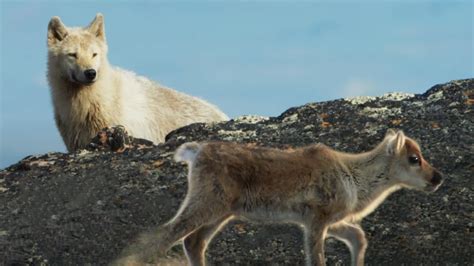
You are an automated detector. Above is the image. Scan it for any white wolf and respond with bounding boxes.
[47,13,228,152]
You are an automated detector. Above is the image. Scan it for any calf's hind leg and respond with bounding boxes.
[183,215,234,266]
[127,191,229,264]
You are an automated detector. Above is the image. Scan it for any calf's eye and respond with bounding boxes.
[92,53,98,58]
[408,155,420,165]
[68,53,77,58]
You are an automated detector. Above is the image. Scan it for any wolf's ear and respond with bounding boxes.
[87,13,106,41]
[48,16,68,46]
[386,130,405,155]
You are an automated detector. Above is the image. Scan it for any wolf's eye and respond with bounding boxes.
[92,53,98,58]
[408,155,420,165]
[68,53,77,58]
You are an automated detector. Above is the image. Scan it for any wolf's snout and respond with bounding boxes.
[84,69,97,80]
[431,170,443,186]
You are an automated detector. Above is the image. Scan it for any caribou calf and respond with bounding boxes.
[118,129,443,266]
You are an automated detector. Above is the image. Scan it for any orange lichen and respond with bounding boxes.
[391,119,402,126]
[153,160,164,168]
[319,113,329,119]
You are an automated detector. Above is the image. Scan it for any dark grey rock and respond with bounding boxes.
[1,79,473,265]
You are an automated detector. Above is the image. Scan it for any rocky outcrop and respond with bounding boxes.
[1,79,473,265]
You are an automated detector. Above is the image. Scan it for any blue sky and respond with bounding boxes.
[1,1,472,168]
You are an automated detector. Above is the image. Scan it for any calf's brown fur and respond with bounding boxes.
[116,129,443,266]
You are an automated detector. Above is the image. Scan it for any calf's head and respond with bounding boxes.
[384,129,443,192]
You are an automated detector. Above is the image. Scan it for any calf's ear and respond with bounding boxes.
[386,130,405,155]
[385,128,396,137]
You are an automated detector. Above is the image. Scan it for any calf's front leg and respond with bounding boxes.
[304,223,328,266]
[328,222,367,266]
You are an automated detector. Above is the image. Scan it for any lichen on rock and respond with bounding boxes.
[1,79,473,265]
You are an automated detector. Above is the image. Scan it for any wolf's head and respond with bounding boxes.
[47,14,107,86]
[382,129,443,192]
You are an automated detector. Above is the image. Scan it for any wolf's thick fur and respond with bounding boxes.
[116,130,443,266]
[47,14,228,152]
